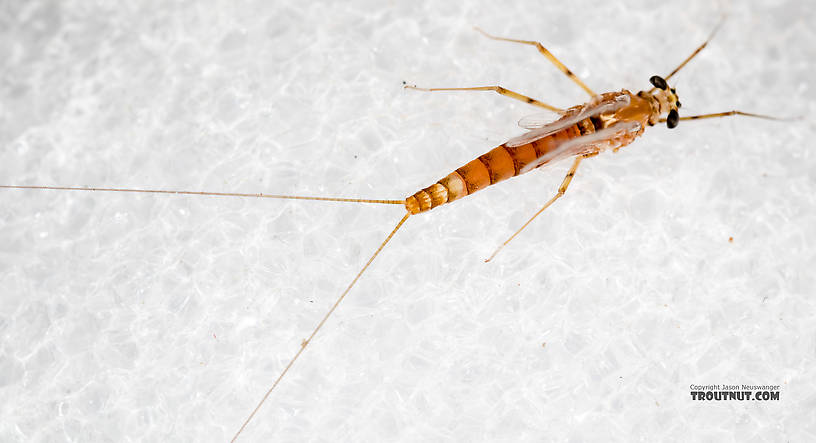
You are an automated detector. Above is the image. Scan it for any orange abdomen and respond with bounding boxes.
[404,121,588,214]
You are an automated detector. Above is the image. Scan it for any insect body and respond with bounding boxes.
[404,88,672,215]
[1,21,783,442]
[219,22,782,440]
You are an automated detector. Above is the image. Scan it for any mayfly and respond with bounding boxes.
[1,21,783,441]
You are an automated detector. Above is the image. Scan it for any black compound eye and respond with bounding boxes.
[667,109,679,128]
[650,75,668,90]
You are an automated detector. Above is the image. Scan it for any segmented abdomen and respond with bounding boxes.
[404,119,594,214]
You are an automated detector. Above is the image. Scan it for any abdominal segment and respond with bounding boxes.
[404,122,588,215]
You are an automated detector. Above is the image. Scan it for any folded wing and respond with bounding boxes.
[506,92,631,148]
[518,120,643,174]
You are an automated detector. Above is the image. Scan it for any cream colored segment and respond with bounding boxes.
[425,183,449,207]
[438,172,468,202]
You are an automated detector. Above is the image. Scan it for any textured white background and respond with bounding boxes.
[1,0,815,441]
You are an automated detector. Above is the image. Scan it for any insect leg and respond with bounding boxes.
[661,110,786,123]
[485,154,590,263]
[473,27,596,97]
[404,84,562,112]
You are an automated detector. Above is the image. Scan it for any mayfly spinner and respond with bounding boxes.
[1,21,783,442]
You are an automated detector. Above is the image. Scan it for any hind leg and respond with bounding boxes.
[485,153,593,263]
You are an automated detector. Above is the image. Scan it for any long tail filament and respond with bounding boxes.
[0,185,404,205]
[229,212,411,442]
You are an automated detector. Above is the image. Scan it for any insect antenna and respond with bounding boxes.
[230,212,411,442]
[0,185,404,206]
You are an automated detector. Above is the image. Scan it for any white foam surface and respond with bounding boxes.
[1,0,815,441]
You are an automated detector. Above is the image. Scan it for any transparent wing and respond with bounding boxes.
[519,120,643,174]
[506,118,574,148]
[517,110,560,129]
[506,92,631,148]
